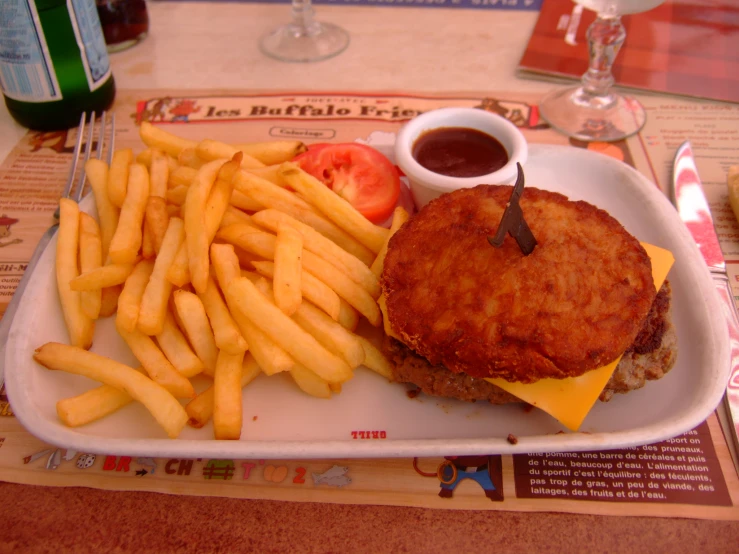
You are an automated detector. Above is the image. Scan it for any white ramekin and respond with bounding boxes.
[395,107,528,208]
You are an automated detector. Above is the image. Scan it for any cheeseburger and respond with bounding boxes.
[380,185,677,426]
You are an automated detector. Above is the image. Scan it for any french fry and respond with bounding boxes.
[168,165,197,188]
[78,213,102,319]
[137,217,185,336]
[142,222,156,260]
[34,343,188,438]
[99,284,122,318]
[109,163,150,264]
[252,209,381,298]
[196,139,265,169]
[136,148,179,172]
[212,244,294,375]
[85,158,118,259]
[217,225,381,326]
[185,160,223,293]
[166,203,182,217]
[149,149,169,198]
[279,162,389,253]
[173,289,218,376]
[116,259,155,333]
[70,262,136,291]
[338,299,359,331]
[210,243,241,285]
[230,190,264,212]
[290,364,331,399]
[203,157,239,243]
[57,383,133,427]
[166,243,190,287]
[246,165,288,187]
[356,336,393,379]
[292,301,365,368]
[145,196,170,253]
[273,224,303,315]
[213,350,245,440]
[220,205,253,229]
[178,147,206,170]
[186,353,261,428]
[234,169,373,264]
[371,206,410,277]
[166,184,189,206]
[139,121,197,158]
[251,261,340,321]
[155,311,205,378]
[227,278,353,383]
[116,322,195,398]
[56,366,147,427]
[56,199,94,349]
[107,148,133,208]
[198,275,248,354]
[231,140,307,165]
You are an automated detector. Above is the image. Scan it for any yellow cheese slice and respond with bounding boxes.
[484,242,674,431]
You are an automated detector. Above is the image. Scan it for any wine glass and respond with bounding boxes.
[538,0,664,142]
[260,0,350,63]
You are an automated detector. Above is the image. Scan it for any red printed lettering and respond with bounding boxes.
[177,459,193,476]
[165,459,178,475]
[117,456,131,472]
[350,430,387,439]
[293,467,306,484]
[102,456,117,471]
[242,462,256,479]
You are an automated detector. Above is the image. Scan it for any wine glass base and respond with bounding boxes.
[260,21,349,63]
[539,85,647,142]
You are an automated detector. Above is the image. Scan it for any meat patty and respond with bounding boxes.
[384,281,677,404]
[382,185,656,383]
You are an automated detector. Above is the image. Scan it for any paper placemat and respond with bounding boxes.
[517,0,739,104]
[166,0,543,10]
[2,89,739,519]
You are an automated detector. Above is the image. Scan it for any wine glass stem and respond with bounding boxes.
[291,0,315,30]
[580,14,626,103]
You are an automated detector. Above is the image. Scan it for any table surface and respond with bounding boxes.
[2,2,739,551]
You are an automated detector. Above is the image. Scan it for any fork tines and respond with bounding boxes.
[63,111,117,205]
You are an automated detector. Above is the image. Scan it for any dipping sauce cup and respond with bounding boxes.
[395,107,528,208]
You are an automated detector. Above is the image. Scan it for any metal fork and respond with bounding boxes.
[0,111,116,390]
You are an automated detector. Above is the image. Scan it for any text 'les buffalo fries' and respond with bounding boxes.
[36,122,396,439]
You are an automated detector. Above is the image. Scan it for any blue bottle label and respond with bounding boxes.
[0,1,62,102]
[68,0,112,90]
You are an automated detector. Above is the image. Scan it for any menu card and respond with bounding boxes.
[1,90,738,520]
[517,0,739,104]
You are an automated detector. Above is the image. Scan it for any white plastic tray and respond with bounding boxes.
[4,144,729,458]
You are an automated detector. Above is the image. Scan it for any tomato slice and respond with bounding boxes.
[294,143,401,224]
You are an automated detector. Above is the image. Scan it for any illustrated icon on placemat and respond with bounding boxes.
[476,98,549,131]
[27,130,75,155]
[136,457,157,475]
[413,456,504,501]
[312,465,351,487]
[169,99,201,123]
[263,464,289,483]
[23,447,78,470]
[76,453,96,469]
[0,215,22,248]
[202,459,235,480]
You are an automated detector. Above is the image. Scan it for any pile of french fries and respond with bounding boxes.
[33,121,409,440]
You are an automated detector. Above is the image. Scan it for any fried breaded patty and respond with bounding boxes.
[381,185,656,383]
[384,282,677,403]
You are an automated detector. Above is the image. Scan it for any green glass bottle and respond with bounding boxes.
[0,0,116,131]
